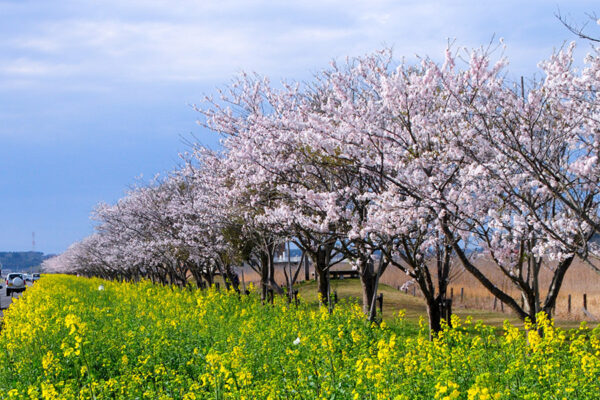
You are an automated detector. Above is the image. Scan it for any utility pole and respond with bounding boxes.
[31,232,35,274]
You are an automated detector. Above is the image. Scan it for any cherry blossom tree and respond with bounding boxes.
[288,50,465,329]
[195,74,349,303]
[432,44,599,323]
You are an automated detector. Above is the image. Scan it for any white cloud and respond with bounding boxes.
[0,1,464,86]
[0,0,595,90]
[1,58,76,76]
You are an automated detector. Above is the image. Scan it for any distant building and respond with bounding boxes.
[274,248,304,264]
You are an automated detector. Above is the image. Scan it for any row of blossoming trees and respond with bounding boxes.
[44,43,600,333]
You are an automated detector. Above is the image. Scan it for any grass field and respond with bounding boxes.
[295,279,590,330]
[239,262,600,328]
[242,258,600,325]
[379,258,600,322]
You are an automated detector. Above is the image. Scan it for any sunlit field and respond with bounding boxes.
[1,275,600,399]
[241,258,600,324]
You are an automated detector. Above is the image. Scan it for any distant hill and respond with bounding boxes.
[0,252,52,273]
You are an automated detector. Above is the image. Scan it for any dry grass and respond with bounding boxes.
[239,258,600,327]
[294,279,533,329]
[379,257,600,324]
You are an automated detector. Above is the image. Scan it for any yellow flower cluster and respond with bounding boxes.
[1,275,600,399]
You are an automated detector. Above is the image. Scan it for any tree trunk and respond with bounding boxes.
[224,264,240,292]
[310,246,332,306]
[304,256,310,281]
[203,269,214,286]
[542,255,574,318]
[167,269,175,285]
[260,253,269,301]
[426,296,442,338]
[216,263,230,290]
[359,257,376,316]
[189,267,204,288]
[316,267,329,305]
[268,257,284,295]
[441,221,529,321]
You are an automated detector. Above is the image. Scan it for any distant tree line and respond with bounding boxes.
[0,251,50,272]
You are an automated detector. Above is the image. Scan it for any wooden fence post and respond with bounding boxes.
[460,287,464,302]
[568,294,571,314]
[584,293,587,311]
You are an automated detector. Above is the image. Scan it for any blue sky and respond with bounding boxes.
[0,0,598,254]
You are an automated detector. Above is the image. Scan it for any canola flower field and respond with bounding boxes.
[1,276,600,399]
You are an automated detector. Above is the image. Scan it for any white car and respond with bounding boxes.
[6,273,26,296]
